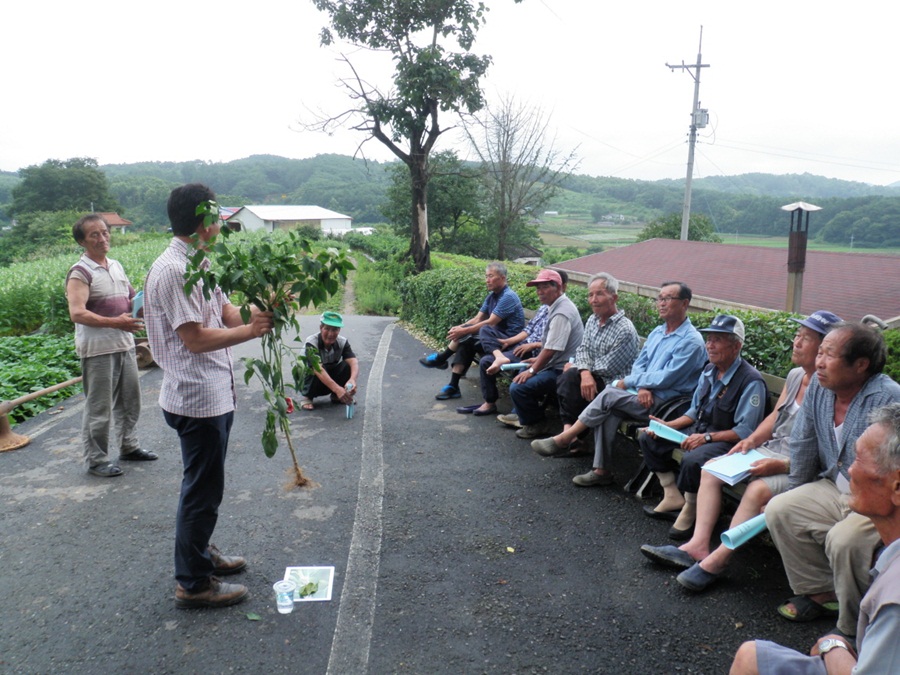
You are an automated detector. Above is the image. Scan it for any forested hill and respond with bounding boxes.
[2,155,899,247]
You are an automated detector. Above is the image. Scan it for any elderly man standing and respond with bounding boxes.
[508,269,584,439]
[298,311,359,410]
[419,262,525,401]
[764,322,900,640]
[65,213,153,477]
[729,403,900,675]
[531,281,706,486]
[551,272,639,455]
[639,315,767,539]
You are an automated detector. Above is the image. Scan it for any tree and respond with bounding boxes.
[636,212,723,243]
[465,95,578,259]
[9,158,120,217]
[382,150,485,255]
[310,0,512,272]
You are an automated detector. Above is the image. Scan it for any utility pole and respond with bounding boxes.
[667,27,710,241]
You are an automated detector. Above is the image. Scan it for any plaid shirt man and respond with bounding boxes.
[571,309,639,383]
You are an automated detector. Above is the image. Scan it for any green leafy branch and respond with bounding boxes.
[184,201,355,486]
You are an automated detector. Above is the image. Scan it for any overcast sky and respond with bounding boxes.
[4,0,899,186]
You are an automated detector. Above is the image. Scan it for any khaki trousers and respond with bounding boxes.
[766,478,880,636]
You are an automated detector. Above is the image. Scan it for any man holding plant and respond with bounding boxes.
[66,213,151,478]
[145,183,274,609]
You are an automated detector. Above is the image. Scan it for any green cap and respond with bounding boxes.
[321,311,343,328]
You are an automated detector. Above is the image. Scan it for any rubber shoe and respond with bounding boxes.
[531,437,562,456]
[88,463,123,478]
[419,353,449,370]
[435,385,461,400]
[496,413,522,429]
[639,544,695,570]
[119,448,158,461]
[208,545,246,575]
[676,563,720,592]
[175,577,249,609]
[515,420,554,439]
[572,470,614,487]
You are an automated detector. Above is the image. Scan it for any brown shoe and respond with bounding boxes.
[175,577,248,609]
[208,544,246,575]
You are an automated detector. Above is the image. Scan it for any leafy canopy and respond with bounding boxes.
[636,212,723,243]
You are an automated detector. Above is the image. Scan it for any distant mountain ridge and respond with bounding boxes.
[656,172,900,199]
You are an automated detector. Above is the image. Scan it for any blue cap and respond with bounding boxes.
[700,314,745,342]
[791,310,841,336]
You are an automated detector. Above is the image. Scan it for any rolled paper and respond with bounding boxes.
[500,363,529,371]
[721,513,768,550]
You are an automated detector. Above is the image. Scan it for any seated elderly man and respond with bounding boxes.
[639,310,841,590]
[639,315,767,540]
[764,322,900,640]
[549,272,639,455]
[457,272,568,418]
[729,403,900,675]
[508,269,583,439]
[419,261,525,401]
[299,311,359,410]
[530,281,706,486]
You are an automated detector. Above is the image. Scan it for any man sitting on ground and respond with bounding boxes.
[639,310,840,590]
[549,273,639,456]
[419,262,525,401]
[530,281,706,487]
[508,269,584,439]
[299,311,359,411]
[729,403,900,675]
[639,314,767,540]
[764,322,900,640]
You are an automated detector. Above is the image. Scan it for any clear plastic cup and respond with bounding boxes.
[273,580,296,614]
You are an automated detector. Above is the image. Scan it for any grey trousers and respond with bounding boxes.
[766,478,880,636]
[81,349,142,467]
[577,386,651,470]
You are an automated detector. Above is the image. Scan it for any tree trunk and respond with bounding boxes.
[407,157,431,272]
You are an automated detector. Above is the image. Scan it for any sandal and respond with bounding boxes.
[777,595,839,622]
[300,398,315,411]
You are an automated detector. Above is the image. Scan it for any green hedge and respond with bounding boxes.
[400,259,899,381]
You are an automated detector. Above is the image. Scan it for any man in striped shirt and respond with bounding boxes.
[145,184,274,610]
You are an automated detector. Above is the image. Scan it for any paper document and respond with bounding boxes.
[721,513,768,549]
[702,449,767,486]
[283,566,335,602]
[648,420,688,445]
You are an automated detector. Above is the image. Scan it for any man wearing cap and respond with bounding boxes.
[729,403,900,675]
[419,262,525,401]
[639,314,767,539]
[299,311,359,410]
[508,269,584,439]
[531,281,706,487]
[639,311,841,591]
[764,322,900,639]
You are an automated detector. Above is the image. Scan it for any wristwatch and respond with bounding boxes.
[704,432,713,443]
[527,367,535,375]
[818,638,849,658]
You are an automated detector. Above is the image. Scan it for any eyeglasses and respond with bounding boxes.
[656,295,682,304]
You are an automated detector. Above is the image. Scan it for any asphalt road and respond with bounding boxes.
[0,315,828,674]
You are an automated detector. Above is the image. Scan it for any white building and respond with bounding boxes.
[226,205,353,236]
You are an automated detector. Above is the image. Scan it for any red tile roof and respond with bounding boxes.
[556,239,900,323]
[97,212,132,227]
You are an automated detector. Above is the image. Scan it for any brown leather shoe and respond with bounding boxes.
[208,544,246,575]
[175,577,248,609]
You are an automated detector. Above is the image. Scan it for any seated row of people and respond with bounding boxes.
[419,262,900,667]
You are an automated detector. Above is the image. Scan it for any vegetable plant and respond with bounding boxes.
[184,203,355,487]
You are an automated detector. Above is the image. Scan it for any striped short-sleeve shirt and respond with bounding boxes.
[145,238,236,418]
[65,254,135,359]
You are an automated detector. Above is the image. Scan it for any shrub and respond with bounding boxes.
[352,258,403,316]
[883,328,900,384]
[0,334,82,423]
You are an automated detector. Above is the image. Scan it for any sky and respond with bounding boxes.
[3,0,900,186]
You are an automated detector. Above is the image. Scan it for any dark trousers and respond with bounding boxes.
[556,368,605,426]
[452,325,510,375]
[639,424,732,493]
[301,361,351,399]
[164,410,234,591]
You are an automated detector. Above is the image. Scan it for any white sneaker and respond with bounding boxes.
[496,413,522,428]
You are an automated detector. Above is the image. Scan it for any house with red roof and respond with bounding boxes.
[554,239,900,326]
